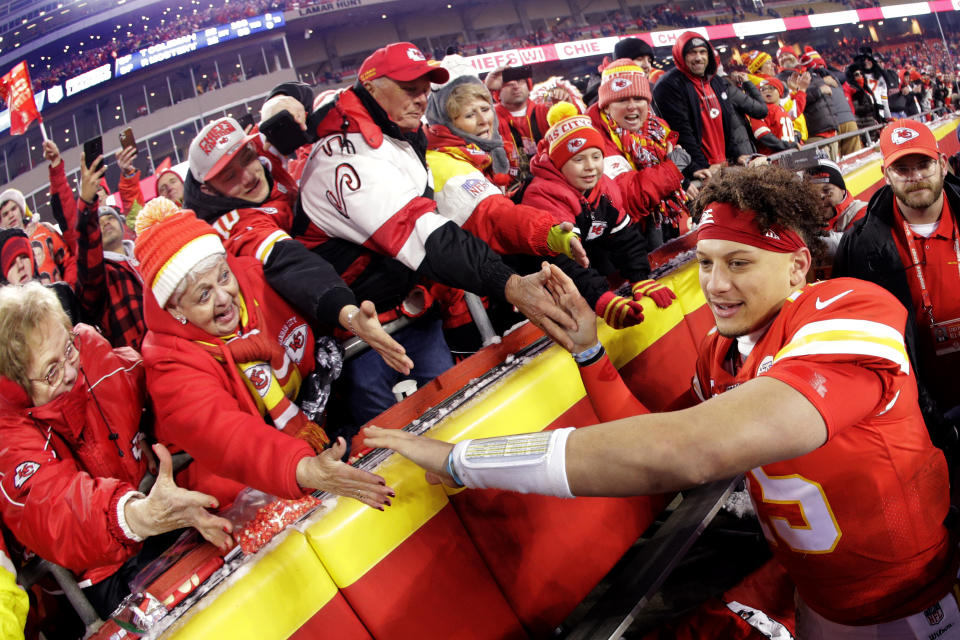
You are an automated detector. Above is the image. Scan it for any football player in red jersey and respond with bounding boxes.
[364,165,959,638]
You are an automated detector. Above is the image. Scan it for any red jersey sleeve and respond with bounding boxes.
[578,353,650,421]
[761,278,912,440]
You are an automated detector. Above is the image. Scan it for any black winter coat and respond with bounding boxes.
[779,69,837,136]
[721,77,768,157]
[833,175,960,445]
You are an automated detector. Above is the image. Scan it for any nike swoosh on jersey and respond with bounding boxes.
[815,289,854,310]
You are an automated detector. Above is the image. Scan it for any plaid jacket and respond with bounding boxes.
[75,198,146,351]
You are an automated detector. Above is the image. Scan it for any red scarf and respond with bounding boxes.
[691,77,726,165]
[194,296,329,453]
[598,112,689,224]
[426,124,512,187]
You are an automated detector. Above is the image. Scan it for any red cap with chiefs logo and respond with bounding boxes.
[188,117,259,182]
[879,119,940,170]
[544,102,604,170]
[358,42,449,84]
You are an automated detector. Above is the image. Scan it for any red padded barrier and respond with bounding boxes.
[449,398,670,636]
[288,592,372,640]
[338,503,529,640]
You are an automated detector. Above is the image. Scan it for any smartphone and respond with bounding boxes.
[82,135,103,170]
[502,64,533,84]
[118,127,136,150]
[237,113,256,132]
[259,110,311,156]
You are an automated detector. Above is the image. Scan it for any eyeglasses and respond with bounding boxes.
[888,157,939,179]
[28,333,79,388]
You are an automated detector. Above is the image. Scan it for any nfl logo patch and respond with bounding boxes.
[925,603,944,625]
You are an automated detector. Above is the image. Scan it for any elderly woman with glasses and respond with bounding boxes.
[0,281,232,618]
[135,199,393,511]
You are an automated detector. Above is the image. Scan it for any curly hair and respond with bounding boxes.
[691,164,829,263]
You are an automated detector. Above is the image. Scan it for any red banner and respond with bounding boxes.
[0,61,41,135]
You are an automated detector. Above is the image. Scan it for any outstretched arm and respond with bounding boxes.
[362,376,826,497]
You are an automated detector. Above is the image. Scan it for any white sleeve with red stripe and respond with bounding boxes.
[298,133,448,271]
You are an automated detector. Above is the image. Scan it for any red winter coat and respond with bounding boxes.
[141,254,316,507]
[523,153,651,282]
[0,325,148,586]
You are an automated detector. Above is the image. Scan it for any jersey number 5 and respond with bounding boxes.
[749,468,841,554]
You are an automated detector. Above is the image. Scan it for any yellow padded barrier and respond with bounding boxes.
[165,531,339,640]
[303,456,450,587]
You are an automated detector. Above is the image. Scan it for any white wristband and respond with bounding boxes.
[451,428,575,498]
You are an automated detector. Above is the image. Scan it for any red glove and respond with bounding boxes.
[595,291,645,329]
[631,279,676,309]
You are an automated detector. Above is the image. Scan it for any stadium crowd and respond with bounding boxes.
[0,17,960,640]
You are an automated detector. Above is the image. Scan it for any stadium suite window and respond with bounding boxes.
[98,93,124,128]
[172,123,198,167]
[264,39,288,73]
[193,59,219,94]
[240,48,267,80]
[170,69,195,105]
[0,144,8,183]
[26,127,45,171]
[5,136,29,180]
[75,103,100,151]
[120,85,148,121]
[46,113,75,156]
[245,97,266,121]
[147,131,177,169]
[146,75,173,113]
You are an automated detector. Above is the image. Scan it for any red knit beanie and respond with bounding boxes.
[799,46,825,70]
[0,230,31,278]
[598,58,652,110]
[759,76,785,97]
[544,102,605,169]
[133,198,226,307]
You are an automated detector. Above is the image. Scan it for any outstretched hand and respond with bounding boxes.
[361,426,457,487]
[543,264,599,353]
[342,300,414,374]
[547,222,589,268]
[505,263,578,350]
[296,437,395,509]
[125,444,234,551]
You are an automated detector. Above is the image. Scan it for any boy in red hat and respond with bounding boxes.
[749,77,799,155]
[523,103,675,329]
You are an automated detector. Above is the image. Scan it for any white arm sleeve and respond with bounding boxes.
[451,427,575,498]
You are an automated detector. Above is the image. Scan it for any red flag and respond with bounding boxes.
[0,61,41,135]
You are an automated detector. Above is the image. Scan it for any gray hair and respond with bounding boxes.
[0,282,70,391]
[167,252,226,308]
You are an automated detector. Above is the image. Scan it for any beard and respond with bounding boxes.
[892,174,944,211]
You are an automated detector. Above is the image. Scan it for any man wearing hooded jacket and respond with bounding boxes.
[652,32,766,180]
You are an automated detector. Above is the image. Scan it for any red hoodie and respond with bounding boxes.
[141,254,315,506]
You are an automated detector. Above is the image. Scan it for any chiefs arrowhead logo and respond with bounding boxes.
[709,107,721,119]
[407,47,425,61]
[611,78,633,92]
[245,364,272,396]
[890,127,919,145]
[566,137,587,153]
[283,324,308,364]
[700,208,715,226]
[13,461,40,488]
